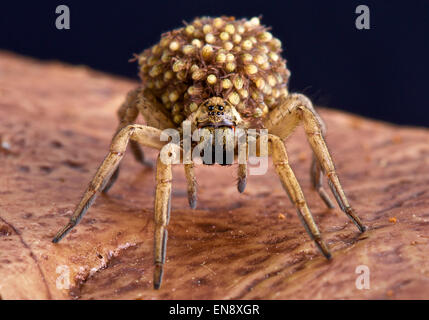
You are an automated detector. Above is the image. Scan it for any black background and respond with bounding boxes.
[1,0,428,126]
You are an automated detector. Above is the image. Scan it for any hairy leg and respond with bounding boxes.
[102,89,151,193]
[310,154,335,209]
[52,124,166,243]
[237,138,248,193]
[117,88,148,162]
[309,116,336,209]
[184,162,197,209]
[264,94,335,208]
[265,93,365,232]
[237,163,247,193]
[268,134,331,258]
[153,155,172,289]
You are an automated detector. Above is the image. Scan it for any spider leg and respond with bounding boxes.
[310,154,335,209]
[237,138,248,193]
[237,163,247,193]
[265,94,366,232]
[184,162,197,209]
[130,139,152,167]
[154,155,172,289]
[309,116,336,209]
[118,89,151,164]
[264,94,335,208]
[100,164,121,194]
[52,124,166,243]
[268,134,331,259]
[102,89,152,193]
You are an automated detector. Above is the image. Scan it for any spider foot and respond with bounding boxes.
[345,207,367,233]
[237,177,246,193]
[314,236,332,260]
[153,263,163,290]
[188,194,197,209]
[52,221,75,243]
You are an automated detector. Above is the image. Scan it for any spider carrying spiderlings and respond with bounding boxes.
[52,16,366,289]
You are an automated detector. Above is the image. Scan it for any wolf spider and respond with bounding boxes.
[52,89,366,289]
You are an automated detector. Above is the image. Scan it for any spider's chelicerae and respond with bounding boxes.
[52,16,366,289]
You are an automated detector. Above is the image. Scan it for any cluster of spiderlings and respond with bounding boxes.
[137,16,290,125]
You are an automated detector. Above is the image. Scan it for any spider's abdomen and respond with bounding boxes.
[137,16,290,126]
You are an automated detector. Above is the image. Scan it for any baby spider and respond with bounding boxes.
[52,16,366,289]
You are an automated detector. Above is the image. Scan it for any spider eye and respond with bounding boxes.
[208,106,214,111]
[218,105,224,110]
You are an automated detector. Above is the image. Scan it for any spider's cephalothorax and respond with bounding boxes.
[192,97,242,165]
[194,97,242,130]
[52,16,367,290]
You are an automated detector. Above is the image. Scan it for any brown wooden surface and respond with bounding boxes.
[1,51,429,300]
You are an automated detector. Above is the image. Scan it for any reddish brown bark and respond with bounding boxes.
[1,51,429,299]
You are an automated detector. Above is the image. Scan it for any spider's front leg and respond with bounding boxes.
[101,89,152,193]
[153,154,172,289]
[237,163,247,193]
[237,135,248,193]
[52,124,165,243]
[102,88,176,193]
[268,134,332,258]
[265,94,366,232]
[184,162,197,209]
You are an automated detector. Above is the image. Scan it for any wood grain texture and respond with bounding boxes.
[1,51,429,300]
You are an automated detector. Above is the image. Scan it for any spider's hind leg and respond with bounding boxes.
[309,116,335,208]
[310,153,335,209]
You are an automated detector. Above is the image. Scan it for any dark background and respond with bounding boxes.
[1,0,428,126]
